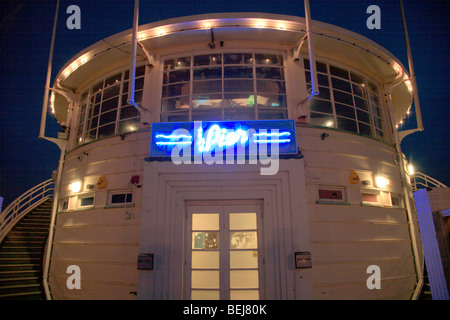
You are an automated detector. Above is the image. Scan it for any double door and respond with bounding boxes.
[185,203,264,300]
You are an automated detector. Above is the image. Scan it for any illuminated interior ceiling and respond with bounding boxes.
[52,13,412,126]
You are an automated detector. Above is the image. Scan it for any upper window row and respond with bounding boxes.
[75,66,145,147]
[304,59,385,141]
[161,53,287,122]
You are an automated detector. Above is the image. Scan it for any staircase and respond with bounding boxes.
[0,200,52,300]
[419,265,433,300]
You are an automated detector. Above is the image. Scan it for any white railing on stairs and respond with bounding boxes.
[0,179,54,243]
[411,172,447,192]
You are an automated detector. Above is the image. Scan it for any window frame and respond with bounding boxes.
[361,189,380,206]
[304,58,386,141]
[74,64,146,147]
[78,194,95,208]
[316,185,350,205]
[107,190,134,207]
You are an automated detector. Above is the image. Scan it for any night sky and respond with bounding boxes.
[0,0,449,208]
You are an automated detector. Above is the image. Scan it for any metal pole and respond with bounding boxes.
[40,0,60,139]
[399,0,424,131]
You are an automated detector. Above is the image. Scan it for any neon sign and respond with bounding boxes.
[150,120,297,159]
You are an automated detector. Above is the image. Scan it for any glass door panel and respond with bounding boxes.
[190,212,220,299]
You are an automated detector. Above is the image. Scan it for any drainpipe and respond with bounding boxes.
[127,0,139,110]
[384,83,424,300]
[395,137,424,300]
[304,0,319,99]
[43,142,66,300]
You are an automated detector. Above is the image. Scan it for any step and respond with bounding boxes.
[4,230,49,237]
[1,243,44,253]
[20,217,51,224]
[13,226,49,231]
[0,270,41,280]
[0,264,41,272]
[0,283,42,296]
[4,232,48,238]
[0,276,41,287]
[0,257,42,265]
[0,291,45,300]
[1,238,47,244]
[0,251,42,259]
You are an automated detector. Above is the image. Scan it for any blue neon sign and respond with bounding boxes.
[150,120,297,158]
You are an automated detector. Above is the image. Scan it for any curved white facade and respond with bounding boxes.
[47,13,422,300]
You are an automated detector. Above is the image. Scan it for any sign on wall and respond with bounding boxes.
[149,120,298,160]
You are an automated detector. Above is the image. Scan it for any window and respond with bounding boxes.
[361,190,379,205]
[109,192,133,205]
[390,193,403,207]
[80,196,95,207]
[304,59,385,140]
[75,65,145,146]
[161,52,287,122]
[59,198,69,211]
[319,189,343,201]
[317,186,348,204]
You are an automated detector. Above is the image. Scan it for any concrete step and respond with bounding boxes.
[0,283,42,297]
[0,264,41,273]
[0,276,41,287]
[0,290,45,300]
[0,269,41,280]
[0,257,42,265]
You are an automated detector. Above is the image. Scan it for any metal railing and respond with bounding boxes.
[0,179,54,243]
[411,172,447,192]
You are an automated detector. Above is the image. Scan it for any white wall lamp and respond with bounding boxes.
[70,181,82,193]
[375,176,388,189]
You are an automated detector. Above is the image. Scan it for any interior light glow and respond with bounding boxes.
[49,93,55,114]
[405,80,413,92]
[408,164,414,175]
[325,121,334,127]
[70,181,82,193]
[375,176,388,188]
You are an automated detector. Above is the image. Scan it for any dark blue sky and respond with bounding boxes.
[1,0,449,207]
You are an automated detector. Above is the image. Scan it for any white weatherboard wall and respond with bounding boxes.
[48,131,150,299]
[299,126,419,299]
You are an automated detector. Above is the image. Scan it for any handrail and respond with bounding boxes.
[0,179,54,243]
[411,172,447,192]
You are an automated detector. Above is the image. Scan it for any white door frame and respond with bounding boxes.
[138,158,312,300]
